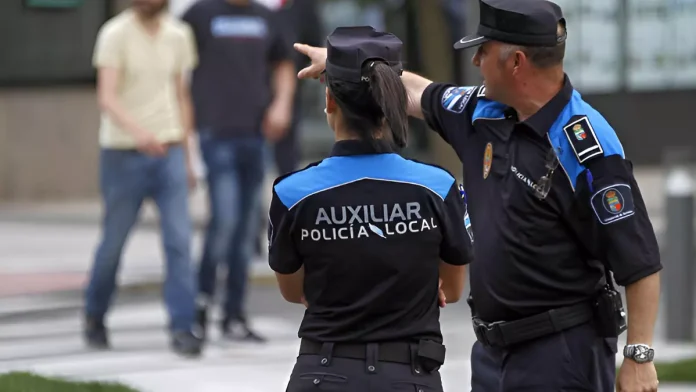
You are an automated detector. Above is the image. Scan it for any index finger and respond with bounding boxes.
[294,43,310,55]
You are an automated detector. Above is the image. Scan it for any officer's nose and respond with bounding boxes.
[472,51,481,68]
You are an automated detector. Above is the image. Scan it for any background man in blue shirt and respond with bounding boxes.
[182,0,296,343]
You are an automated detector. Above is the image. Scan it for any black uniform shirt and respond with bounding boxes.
[268,140,473,343]
[421,76,663,322]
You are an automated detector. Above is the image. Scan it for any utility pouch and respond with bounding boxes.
[416,340,445,372]
[594,284,627,338]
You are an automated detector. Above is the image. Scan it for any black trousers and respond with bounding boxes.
[286,352,444,392]
[471,321,617,392]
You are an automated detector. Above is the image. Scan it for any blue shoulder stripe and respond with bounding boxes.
[472,99,506,123]
[547,90,625,190]
[273,154,455,209]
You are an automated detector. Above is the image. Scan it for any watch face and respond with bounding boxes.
[632,345,654,363]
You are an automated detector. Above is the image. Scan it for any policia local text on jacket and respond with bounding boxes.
[269,27,474,392]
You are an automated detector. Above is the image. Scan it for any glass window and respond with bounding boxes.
[24,0,85,8]
[0,0,109,86]
[627,0,696,90]
[554,0,622,93]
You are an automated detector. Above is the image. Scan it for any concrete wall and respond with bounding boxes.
[0,88,100,201]
[0,0,183,203]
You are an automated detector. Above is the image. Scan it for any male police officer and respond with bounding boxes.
[294,0,663,391]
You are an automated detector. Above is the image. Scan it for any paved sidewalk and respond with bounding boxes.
[0,165,683,317]
[0,287,695,392]
[0,220,274,319]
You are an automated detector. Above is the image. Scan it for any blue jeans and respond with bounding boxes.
[85,146,197,332]
[197,132,266,320]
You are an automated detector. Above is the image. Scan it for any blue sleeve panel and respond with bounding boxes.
[546,91,625,190]
[274,154,456,209]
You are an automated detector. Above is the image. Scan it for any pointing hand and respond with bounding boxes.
[294,43,327,80]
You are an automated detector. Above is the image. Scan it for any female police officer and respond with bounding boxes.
[267,26,473,392]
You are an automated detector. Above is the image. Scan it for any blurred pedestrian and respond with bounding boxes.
[84,0,203,357]
[182,0,296,343]
[269,0,323,176]
[253,0,324,257]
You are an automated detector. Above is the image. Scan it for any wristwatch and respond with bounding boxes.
[623,344,655,364]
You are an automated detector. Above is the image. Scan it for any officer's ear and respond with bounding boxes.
[512,50,527,75]
[325,87,338,114]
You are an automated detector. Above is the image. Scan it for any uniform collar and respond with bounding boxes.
[330,139,395,156]
[521,74,574,137]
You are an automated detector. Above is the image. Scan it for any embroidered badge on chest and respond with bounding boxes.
[483,142,493,179]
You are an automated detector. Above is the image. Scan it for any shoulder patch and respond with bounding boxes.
[590,184,635,225]
[441,86,475,113]
[562,116,604,164]
[458,183,467,202]
[459,183,474,243]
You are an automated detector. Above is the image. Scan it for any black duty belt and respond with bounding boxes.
[299,339,412,364]
[471,301,594,348]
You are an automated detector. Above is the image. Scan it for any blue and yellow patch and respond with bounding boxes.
[441,86,475,114]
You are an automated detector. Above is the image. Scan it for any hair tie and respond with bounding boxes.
[361,62,378,83]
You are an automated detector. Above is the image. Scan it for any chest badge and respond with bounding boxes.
[483,142,493,179]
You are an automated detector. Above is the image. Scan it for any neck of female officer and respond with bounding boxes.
[509,67,565,122]
[334,126,387,145]
[331,109,388,144]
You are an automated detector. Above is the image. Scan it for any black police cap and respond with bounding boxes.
[454,0,567,50]
[325,26,403,83]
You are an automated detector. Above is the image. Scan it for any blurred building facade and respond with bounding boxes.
[1,0,695,202]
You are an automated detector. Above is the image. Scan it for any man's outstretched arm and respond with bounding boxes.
[402,71,433,120]
[293,43,432,119]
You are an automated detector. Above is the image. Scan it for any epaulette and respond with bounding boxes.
[561,115,604,164]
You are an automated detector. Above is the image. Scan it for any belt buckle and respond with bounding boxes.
[473,318,503,347]
[472,318,490,346]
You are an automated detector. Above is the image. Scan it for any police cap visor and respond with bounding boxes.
[454,0,567,50]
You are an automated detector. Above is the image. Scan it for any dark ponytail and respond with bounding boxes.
[326,61,409,149]
[367,62,408,148]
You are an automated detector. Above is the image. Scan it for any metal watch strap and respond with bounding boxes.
[623,344,655,363]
